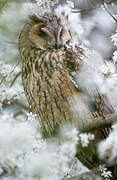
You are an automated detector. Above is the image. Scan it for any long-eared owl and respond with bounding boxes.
[18,13,114,170]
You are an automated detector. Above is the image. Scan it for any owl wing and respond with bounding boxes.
[64,44,115,118]
[63,44,115,168]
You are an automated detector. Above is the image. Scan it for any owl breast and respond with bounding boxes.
[20,44,91,136]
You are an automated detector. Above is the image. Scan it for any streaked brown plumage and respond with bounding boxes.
[18,14,114,171]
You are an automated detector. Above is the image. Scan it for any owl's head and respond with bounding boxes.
[27,14,71,50]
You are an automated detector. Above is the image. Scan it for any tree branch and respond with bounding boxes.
[66,171,98,180]
[79,112,117,132]
[10,71,21,87]
[102,0,117,23]
[71,5,101,13]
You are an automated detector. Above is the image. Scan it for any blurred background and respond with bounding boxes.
[74,0,117,59]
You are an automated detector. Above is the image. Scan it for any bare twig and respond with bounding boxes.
[71,0,117,23]
[10,71,21,87]
[105,0,116,5]
[13,111,27,119]
[0,74,8,85]
[65,171,98,180]
[102,0,117,23]
[71,5,101,13]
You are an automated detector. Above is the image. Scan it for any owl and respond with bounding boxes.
[18,14,114,170]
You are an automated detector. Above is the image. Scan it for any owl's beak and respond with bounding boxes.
[55,26,63,49]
